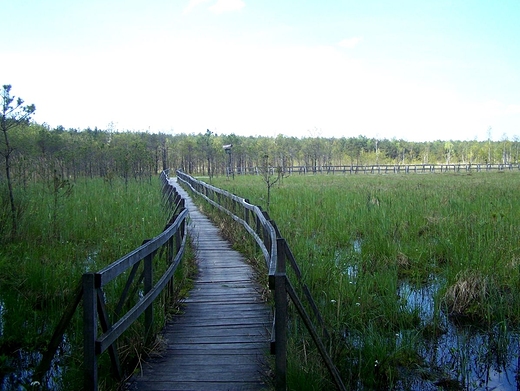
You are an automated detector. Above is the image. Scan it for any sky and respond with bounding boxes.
[1,0,519,142]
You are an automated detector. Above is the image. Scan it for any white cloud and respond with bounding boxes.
[338,37,362,49]
[506,104,520,114]
[183,0,211,14]
[4,33,518,141]
[208,0,245,14]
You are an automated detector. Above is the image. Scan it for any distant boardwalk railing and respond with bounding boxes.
[176,170,347,391]
[233,163,520,175]
[36,171,188,391]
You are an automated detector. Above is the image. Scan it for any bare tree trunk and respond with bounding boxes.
[3,144,17,235]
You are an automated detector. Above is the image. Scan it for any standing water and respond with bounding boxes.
[335,239,519,390]
[398,278,519,390]
[0,296,68,390]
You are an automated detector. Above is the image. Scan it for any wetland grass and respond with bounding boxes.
[209,172,520,390]
[0,177,187,390]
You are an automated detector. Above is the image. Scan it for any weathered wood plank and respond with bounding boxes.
[129,381,266,391]
[183,298,264,305]
[160,346,266,358]
[168,318,269,329]
[136,365,265,378]
[166,327,269,339]
[140,365,263,376]
[171,313,268,323]
[137,371,265,382]
[165,343,268,353]
[185,288,262,296]
[128,178,271,391]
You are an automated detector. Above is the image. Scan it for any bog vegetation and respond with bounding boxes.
[0,175,192,389]
[208,172,520,390]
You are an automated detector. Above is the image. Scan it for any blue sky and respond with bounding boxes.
[1,0,519,141]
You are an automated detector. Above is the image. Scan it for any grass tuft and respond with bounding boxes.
[443,269,489,319]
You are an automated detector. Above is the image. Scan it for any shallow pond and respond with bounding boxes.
[334,239,520,390]
[397,278,519,390]
[0,295,66,391]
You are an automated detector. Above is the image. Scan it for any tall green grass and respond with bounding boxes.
[209,172,520,389]
[0,177,185,390]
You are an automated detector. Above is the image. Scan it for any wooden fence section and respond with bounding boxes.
[36,171,188,391]
[176,170,347,391]
[233,163,520,176]
[129,178,271,391]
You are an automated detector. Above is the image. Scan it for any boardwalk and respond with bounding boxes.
[128,178,271,391]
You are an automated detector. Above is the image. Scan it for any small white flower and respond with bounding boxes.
[355,302,361,306]
[374,360,379,367]
[331,299,337,303]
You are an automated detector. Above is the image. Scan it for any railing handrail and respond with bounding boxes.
[176,170,277,271]
[175,170,346,391]
[95,210,186,286]
[228,162,520,176]
[36,172,188,391]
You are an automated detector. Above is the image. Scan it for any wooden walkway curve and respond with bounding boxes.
[128,177,271,391]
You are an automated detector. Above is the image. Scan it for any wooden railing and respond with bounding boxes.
[175,170,347,391]
[232,163,520,175]
[36,171,188,390]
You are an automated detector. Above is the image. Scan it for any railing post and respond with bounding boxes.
[176,216,184,253]
[244,200,250,226]
[83,272,98,391]
[167,230,175,299]
[144,252,153,341]
[256,213,261,237]
[274,238,287,390]
[262,212,272,255]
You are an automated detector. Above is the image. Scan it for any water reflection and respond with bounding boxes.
[0,295,67,391]
[333,239,362,280]
[399,279,520,390]
[0,299,4,337]
[83,249,99,272]
[398,277,440,325]
[0,347,65,391]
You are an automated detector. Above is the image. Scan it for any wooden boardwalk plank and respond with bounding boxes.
[127,178,271,391]
[132,381,265,391]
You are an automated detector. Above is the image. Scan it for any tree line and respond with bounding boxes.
[2,86,520,189]
[2,124,519,182]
